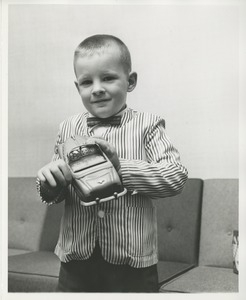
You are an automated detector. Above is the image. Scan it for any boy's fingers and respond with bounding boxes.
[86,137,97,144]
[49,165,69,187]
[37,160,71,188]
[90,138,121,172]
[59,163,73,183]
[37,170,46,182]
[86,137,114,158]
[40,169,57,187]
[92,138,112,154]
[87,136,105,143]
[71,136,121,171]
[91,135,104,140]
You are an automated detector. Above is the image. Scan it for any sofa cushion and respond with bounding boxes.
[8,248,32,256]
[8,251,60,276]
[8,272,58,293]
[8,177,64,252]
[8,251,60,292]
[157,261,195,286]
[160,266,238,293]
[154,179,203,265]
[199,179,238,268]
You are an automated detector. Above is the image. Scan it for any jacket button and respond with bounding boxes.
[98,210,105,218]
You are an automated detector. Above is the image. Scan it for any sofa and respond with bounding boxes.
[160,179,239,293]
[8,177,238,293]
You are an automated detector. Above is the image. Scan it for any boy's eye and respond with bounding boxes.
[103,76,115,82]
[80,80,92,86]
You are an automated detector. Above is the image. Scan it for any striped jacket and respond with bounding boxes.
[39,107,188,268]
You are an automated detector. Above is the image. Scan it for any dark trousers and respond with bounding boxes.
[56,243,159,293]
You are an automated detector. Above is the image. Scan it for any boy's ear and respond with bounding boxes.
[127,72,137,92]
[74,81,79,92]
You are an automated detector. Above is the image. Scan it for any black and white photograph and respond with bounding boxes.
[1,0,246,298]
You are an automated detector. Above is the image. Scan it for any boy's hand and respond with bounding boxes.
[37,159,73,188]
[87,137,121,174]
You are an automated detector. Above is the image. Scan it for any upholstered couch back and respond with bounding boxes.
[9,177,237,270]
[8,177,64,253]
[198,179,238,268]
[154,179,203,265]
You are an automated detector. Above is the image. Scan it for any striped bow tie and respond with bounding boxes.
[87,116,122,127]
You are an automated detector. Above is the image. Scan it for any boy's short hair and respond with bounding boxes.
[74,34,132,74]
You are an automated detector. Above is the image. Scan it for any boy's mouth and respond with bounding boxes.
[92,98,111,104]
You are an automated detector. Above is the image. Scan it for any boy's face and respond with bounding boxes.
[74,45,136,118]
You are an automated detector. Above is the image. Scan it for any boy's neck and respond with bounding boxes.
[88,105,128,118]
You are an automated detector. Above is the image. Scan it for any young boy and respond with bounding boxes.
[37,34,188,293]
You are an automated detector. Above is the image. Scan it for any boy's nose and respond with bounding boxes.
[92,82,105,96]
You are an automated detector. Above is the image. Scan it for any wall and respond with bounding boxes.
[8,4,239,179]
